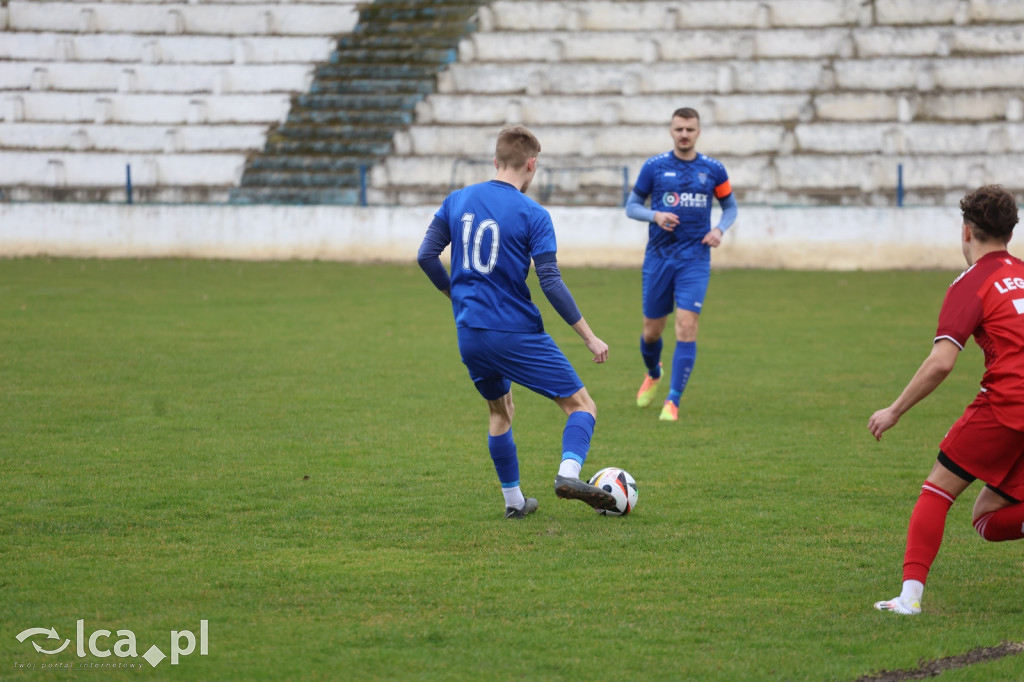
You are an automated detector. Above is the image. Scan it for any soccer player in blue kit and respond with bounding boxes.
[626,107,738,422]
[417,125,617,518]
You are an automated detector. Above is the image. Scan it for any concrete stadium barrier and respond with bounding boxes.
[0,202,968,270]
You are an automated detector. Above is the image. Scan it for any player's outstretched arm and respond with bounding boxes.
[534,255,608,363]
[571,317,608,364]
[868,339,960,440]
[535,255,582,323]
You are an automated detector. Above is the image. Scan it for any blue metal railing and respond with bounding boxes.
[896,163,904,207]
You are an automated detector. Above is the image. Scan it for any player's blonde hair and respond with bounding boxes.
[495,126,541,171]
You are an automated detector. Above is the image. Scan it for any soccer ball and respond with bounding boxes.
[588,467,638,516]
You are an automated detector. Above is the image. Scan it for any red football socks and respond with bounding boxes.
[902,482,956,585]
[974,503,1024,541]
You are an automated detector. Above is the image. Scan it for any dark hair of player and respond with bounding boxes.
[671,107,700,121]
[960,184,1020,242]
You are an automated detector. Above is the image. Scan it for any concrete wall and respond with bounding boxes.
[0,202,970,270]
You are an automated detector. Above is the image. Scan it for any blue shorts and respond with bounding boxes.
[641,255,710,319]
[456,327,584,401]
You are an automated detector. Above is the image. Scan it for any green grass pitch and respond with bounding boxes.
[2,258,1022,681]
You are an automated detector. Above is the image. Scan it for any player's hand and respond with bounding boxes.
[867,407,899,441]
[654,212,679,232]
[702,227,724,247]
[585,336,609,364]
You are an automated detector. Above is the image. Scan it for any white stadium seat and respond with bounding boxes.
[0,32,336,65]
[0,61,314,93]
[482,0,861,32]
[1,92,292,124]
[0,122,271,153]
[439,60,828,96]
[416,93,813,126]
[0,150,245,187]
[6,2,358,36]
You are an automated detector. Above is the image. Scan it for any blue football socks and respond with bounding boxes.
[560,411,595,475]
[489,429,519,488]
[667,341,696,406]
[490,429,526,508]
[640,336,663,378]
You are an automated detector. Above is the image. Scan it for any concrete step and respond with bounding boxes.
[1,92,292,124]
[337,32,465,48]
[0,121,268,152]
[284,108,412,126]
[229,186,361,204]
[315,62,439,79]
[329,45,457,64]
[0,32,336,64]
[270,124,395,141]
[7,1,359,36]
[238,170,361,188]
[308,78,435,96]
[0,61,314,94]
[247,155,371,172]
[263,138,393,155]
[359,2,481,25]
[293,92,426,110]
[0,149,245,186]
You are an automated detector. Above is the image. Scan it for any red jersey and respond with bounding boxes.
[936,250,1024,431]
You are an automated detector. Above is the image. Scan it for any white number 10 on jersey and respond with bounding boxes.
[460,213,500,275]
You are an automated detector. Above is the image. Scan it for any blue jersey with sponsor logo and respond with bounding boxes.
[434,179,557,333]
[632,151,731,261]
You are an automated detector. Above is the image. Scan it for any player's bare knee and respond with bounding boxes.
[505,398,515,422]
[576,394,597,418]
[555,390,595,418]
[675,318,698,341]
[487,394,514,423]
[642,317,667,342]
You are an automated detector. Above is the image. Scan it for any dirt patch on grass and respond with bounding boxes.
[857,641,1024,681]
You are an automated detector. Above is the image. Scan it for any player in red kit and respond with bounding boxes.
[868,185,1024,615]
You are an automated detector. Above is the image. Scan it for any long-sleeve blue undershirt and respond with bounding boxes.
[625,191,657,223]
[417,217,452,293]
[534,252,582,326]
[716,193,738,232]
[416,220,582,326]
[626,191,738,233]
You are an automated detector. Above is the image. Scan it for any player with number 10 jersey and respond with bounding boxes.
[417,125,616,519]
[435,179,554,334]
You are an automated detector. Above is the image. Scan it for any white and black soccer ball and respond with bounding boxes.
[588,467,638,516]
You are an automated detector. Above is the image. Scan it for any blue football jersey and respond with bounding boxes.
[632,152,732,261]
[434,180,557,332]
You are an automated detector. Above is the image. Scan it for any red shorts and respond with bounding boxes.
[940,397,1024,500]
